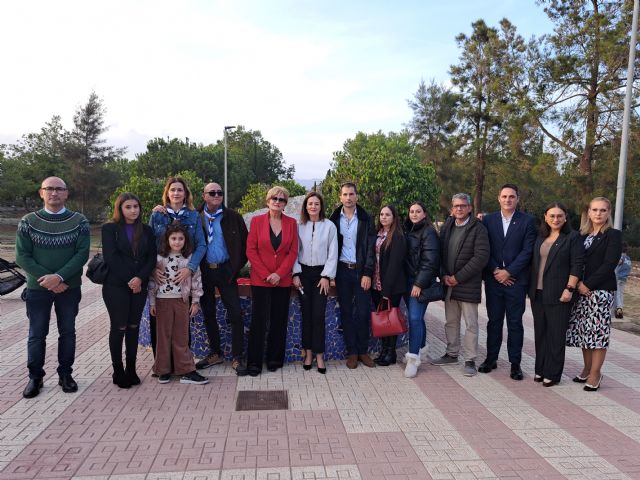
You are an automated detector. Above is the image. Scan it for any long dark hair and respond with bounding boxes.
[404,201,434,231]
[159,224,193,257]
[300,191,326,224]
[111,192,143,255]
[540,202,572,238]
[377,204,402,250]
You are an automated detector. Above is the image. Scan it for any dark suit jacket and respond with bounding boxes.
[483,210,537,286]
[246,212,298,288]
[528,230,584,304]
[329,205,376,278]
[102,222,157,288]
[582,228,622,291]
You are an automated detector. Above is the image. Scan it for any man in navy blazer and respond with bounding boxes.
[479,184,536,380]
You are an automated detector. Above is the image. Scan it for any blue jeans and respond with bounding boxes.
[484,278,525,365]
[26,287,81,379]
[336,263,372,355]
[404,277,427,354]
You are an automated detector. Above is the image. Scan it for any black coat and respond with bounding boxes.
[581,228,622,291]
[528,230,584,304]
[440,216,489,304]
[329,205,376,278]
[374,229,407,297]
[198,204,248,277]
[101,222,157,288]
[403,219,440,288]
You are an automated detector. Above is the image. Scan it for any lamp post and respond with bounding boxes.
[223,126,236,203]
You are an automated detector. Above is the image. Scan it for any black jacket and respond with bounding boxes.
[528,230,584,304]
[403,219,440,288]
[581,228,622,291]
[329,205,375,278]
[440,216,489,304]
[374,229,407,297]
[198,204,249,278]
[101,222,157,288]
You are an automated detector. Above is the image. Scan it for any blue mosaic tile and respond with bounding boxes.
[139,294,408,362]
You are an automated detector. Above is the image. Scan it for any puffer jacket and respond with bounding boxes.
[147,254,204,306]
[439,216,490,304]
[404,218,440,288]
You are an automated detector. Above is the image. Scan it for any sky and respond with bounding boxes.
[1,0,553,180]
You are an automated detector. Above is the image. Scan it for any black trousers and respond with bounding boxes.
[102,284,146,365]
[299,265,328,354]
[247,286,290,370]
[531,290,572,382]
[200,263,244,358]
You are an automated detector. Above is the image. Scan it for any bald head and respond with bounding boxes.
[39,177,68,213]
[203,182,224,210]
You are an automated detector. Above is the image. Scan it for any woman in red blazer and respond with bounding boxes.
[237,186,298,376]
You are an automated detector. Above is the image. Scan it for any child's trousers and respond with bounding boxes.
[153,297,196,375]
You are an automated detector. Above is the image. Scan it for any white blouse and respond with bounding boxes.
[293,219,338,279]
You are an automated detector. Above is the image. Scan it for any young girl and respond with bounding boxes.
[148,224,208,384]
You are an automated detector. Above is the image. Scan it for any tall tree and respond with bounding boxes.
[532,0,639,210]
[66,92,126,219]
[450,19,529,213]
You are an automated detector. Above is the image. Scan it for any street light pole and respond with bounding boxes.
[223,126,236,204]
[614,0,639,229]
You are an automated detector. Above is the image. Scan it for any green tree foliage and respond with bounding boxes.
[65,91,126,220]
[322,131,439,220]
[110,170,205,220]
[532,0,639,210]
[239,179,306,215]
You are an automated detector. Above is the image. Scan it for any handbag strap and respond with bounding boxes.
[376,297,390,312]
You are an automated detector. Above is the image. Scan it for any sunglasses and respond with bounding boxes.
[206,190,224,197]
[271,196,287,204]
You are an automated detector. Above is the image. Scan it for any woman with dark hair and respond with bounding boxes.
[237,186,298,377]
[567,197,622,391]
[292,192,338,374]
[529,203,583,387]
[402,201,439,377]
[148,176,206,353]
[371,205,407,366]
[102,192,157,388]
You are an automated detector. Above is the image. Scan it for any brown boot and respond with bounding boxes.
[346,354,358,369]
[358,354,376,368]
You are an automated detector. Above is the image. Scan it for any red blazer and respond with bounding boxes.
[247,212,298,287]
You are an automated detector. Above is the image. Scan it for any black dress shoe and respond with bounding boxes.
[572,375,588,383]
[542,379,557,387]
[58,375,78,393]
[478,360,497,373]
[236,365,261,377]
[23,378,43,398]
[510,364,523,381]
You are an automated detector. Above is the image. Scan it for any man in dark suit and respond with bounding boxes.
[479,184,536,380]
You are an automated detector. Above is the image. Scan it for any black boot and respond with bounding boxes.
[125,325,141,385]
[125,359,141,386]
[377,336,397,367]
[112,363,131,389]
[374,339,389,365]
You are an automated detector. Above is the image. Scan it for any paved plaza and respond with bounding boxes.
[2,282,640,479]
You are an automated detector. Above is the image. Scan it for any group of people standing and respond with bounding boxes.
[16,176,624,398]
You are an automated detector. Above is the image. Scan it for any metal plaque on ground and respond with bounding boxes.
[236,390,288,411]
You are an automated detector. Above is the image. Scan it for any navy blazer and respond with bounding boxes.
[483,210,537,286]
[582,228,622,291]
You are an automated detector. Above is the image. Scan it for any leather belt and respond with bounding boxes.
[340,261,357,270]
[207,261,228,269]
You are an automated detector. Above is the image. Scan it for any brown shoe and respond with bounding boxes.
[231,358,241,371]
[195,353,224,369]
[358,354,376,368]
[346,354,358,369]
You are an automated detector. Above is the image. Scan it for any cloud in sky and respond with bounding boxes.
[1,0,551,179]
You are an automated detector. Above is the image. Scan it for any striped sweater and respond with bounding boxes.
[16,209,90,290]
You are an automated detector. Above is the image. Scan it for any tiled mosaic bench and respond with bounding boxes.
[139,285,409,362]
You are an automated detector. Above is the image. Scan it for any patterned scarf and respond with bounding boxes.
[166,204,188,224]
[203,207,223,240]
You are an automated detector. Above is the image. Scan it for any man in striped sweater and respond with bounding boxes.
[16,177,90,398]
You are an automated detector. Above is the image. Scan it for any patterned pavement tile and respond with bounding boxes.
[285,411,346,435]
[290,464,361,479]
[288,433,355,467]
[545,456,632,479]
[422,460,498,479]
[356,461,431,480]
[348,432,419,464]
[223,434,290,469]
[336,405,398,433]
[404,430,480,462]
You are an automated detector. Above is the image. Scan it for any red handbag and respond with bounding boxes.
[370,298,408,337]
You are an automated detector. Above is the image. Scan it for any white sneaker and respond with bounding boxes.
[404,353,421,378]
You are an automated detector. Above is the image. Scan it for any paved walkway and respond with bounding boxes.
[2,282,640,479]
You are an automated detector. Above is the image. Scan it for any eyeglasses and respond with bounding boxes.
[271,196,287,204]
[206,190,224,197]
[41,187,67,193]
[452,204,469,209]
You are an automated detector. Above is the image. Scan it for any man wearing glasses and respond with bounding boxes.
[431,193,489,377]
[195,182,248,371]
[16,177,90,398]
[329,182,376,369]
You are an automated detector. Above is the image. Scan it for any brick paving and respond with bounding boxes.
[2,283,640,479]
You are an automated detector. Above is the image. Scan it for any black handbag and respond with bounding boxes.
[86,252,109,284]
[418,278,444,304]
